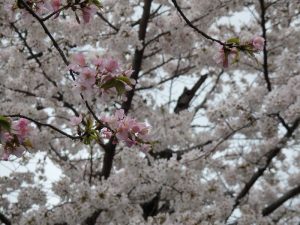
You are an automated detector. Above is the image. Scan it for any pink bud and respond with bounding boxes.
[251,36,265,51]
[12,118,30,139]
[81,6,96,24]
[51,0,61,12]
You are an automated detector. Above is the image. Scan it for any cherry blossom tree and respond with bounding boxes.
[0,0,300,224]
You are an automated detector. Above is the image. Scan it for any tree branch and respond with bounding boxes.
[174,74,208,113]
[121,0,153,114]
[0,212,11,225]
[5,114,84,140]
[10,23,57,86]
[226,117,300,221]
[259,0,272,92]
[262,184,300,216]
[18,0,69,66]
[170,0,225,46]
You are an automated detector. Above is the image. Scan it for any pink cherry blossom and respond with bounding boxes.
[73,53,86,67]
[80,68,96,87]
[51,0,61,12]
[251,36,265,51]
[100,127,113,139]
[104,59,120,73]
[101,109,150,149]
[0,118,31,160]
[12,118,30,139]
[70,114,83,126]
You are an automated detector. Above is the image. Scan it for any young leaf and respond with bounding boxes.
[0,116,11,131]
[226,37,240,45]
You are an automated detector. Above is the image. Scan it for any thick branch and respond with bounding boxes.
[121,0,153,114]
[228,117,300,219]
[82,209,102,225]
[262,184,300,216]
[100,141,116,179]
[0,212,11,225]
[259,0,272,91]
[174,74,208,113]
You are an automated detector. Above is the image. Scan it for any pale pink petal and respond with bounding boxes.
[115,109,125,120]
[73,53,86,67]
[251,36,265,51]
[104,59,119,73]
[70,114,83,126]
[101,128,113,139]
[82,6,96,23]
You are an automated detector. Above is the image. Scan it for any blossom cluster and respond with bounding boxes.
[0,117,32,160]
[6,0,102,23]
[70,54,135,101]
[214,36,265,68]
[70,109,151,151]
[101,109,151,151]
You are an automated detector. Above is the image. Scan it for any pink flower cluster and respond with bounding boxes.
[100,110,151,151]
[0,118,32,160]
[6,0,99,23]
[70,53,134,100]
[214,36,265,68]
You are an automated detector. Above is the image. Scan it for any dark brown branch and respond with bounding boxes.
[100,140,116,179]
[0,212,11,225]
[82,209,102,225]
[259,0,272,92]
[136,65,196,91]
[5,114,84,140]
[227,117,300,221]
[170,0,225,46]
[49,142,78,170]
[42,3,75,21]
[19,0,69,66]
[174,74,208,113]
[194,70,223,113]
[100,0,153,180]
[121,0,153,114]
[151,140,213,161]
[262,184,300,216]
[10,23,57,86]
[96,12,119,31]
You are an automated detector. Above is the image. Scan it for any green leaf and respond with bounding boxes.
[100,79,126,96]
[0,116,11,131]
[116,76,132,85]
[114,81,126,95]
[226,37,240,45]
[89,0,103,9]
[100,79,117,90]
